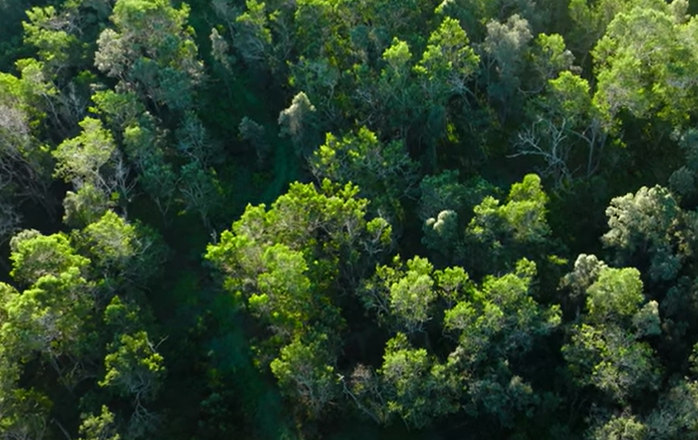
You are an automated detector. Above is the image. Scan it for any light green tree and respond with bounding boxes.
[311,127,418,220]
[360,256,437,334]
[53,117,133,206]
[78,405,121,440]
[94,0,203,111]
[603,185,688,282]
[592,1,698,127]
[207,180,392,417]
[444,259,560,426]
[414,16,479,143]
[563,263,662,403]
[465,174,552,274]
[270,333,339,420]
[378,333,458,429]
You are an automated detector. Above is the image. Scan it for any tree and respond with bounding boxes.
[360,256,438,334]
[310,127,418,221]
[668,127,698,202]
[413,17,479,145]
[378,333,458,429]
[356,37,418,137]
[94,0,203,112]
[587,377,698,440]
[443,259,560,426]
[100,330,165,438]
[358,255,558,429]
[78,405,121,440]
[278,91,319,158]
[0,388,52,440]
[586,267,644,325]
[270,334,339,420]
[22,6,82,78]
[20,2,97,133]
[560,253,609,312]
[63,183,110,228]
[482,14,533,115]
[247,243,313,335]
[206,180,392,417]
[178,162,223,230]
[176,112,221,167]
[414,17,479,98]
[602,185,688,282]
[2,229,97,392]
[567,0,639,58]
[0,72,54,220]
[53,117,128,200]
[9,229,89,286]
[588,412,647,440]
[445,259,560,359]
[528,33,576,91]
[417,170,469,221]
[75,210,167,288]
[239,116,269,166]
[644,379,698,438]
[207,180,392,296]
[422,210,459,260]
[100,331,164,401]
[592,1,698,127]
[514,70,608,189]
[231,0,274,69]
[465,174,552,274]
[565,325,661,404]
[563,263,662,403]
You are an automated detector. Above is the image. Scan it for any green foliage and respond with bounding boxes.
[3,0,698,437]
[444,259,560,425]
[516,69,608,188]
[178,162,223,229]
[586,267,644,324]
[593,1,698,126]
[63,183,111,228]
[95,0,203,111]
[465,174,552,274]
[563,261,663,403]
[75,210,167,286]
[644,379,698,437]
[357,256,559,428]
[207,180,392,418]
[311,127,418,220]
[79,405,121,440]
[270,333,339,420]
[445,259,560,358]
[361,256,438,334]
[483,14,533,110]
[414,16,479,128]
[0,388,53,440]
[603,185,689,282]
[379,333,458,429]
[418,170,469,221]
[588,413,647,440]
[53,117,117,189]
[100,330,165,400]
[10,229,89,285]
[22,6,82,75]
[233,0,273,68]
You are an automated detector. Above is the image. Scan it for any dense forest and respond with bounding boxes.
[2,0,698,438]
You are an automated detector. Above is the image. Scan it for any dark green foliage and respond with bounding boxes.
[2,0,698,439]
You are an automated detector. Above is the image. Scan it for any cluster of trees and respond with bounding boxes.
[2,0,698,438]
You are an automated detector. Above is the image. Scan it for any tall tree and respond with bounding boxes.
[94,0,203,112]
